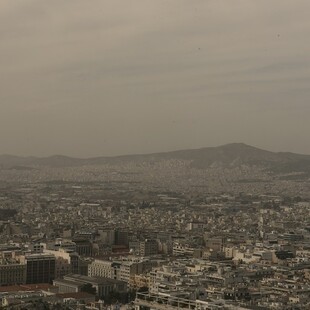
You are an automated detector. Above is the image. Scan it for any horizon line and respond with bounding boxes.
[0,142,309,159]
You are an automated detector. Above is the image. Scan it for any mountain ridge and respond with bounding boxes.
[1,143,310,174]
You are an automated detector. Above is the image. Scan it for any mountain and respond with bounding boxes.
[1,143,310,175]
[0,154,84,168]
[88,143,310,174]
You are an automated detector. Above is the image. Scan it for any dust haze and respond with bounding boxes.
[1,0,310,157]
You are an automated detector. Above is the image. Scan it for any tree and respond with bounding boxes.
[81,283,96,295]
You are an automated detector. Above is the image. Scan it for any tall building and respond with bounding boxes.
[20,254,56,284]
[114,230,129,247]
[140,239,158,257]
[74,239,93,256]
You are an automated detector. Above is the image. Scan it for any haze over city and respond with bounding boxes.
[1,2,310,309]
[0,0,310,157]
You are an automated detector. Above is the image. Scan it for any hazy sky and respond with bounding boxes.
[1,0,310,157]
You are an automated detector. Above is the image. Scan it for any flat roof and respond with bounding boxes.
[64,274,126,285]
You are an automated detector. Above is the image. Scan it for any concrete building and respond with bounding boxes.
[88,259,116,279]
[54,274,127,299]
[0,260,26,286]
[44,249,72,279]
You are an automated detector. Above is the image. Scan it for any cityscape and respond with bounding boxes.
[0,143,309,309]
[1,0,310,309]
